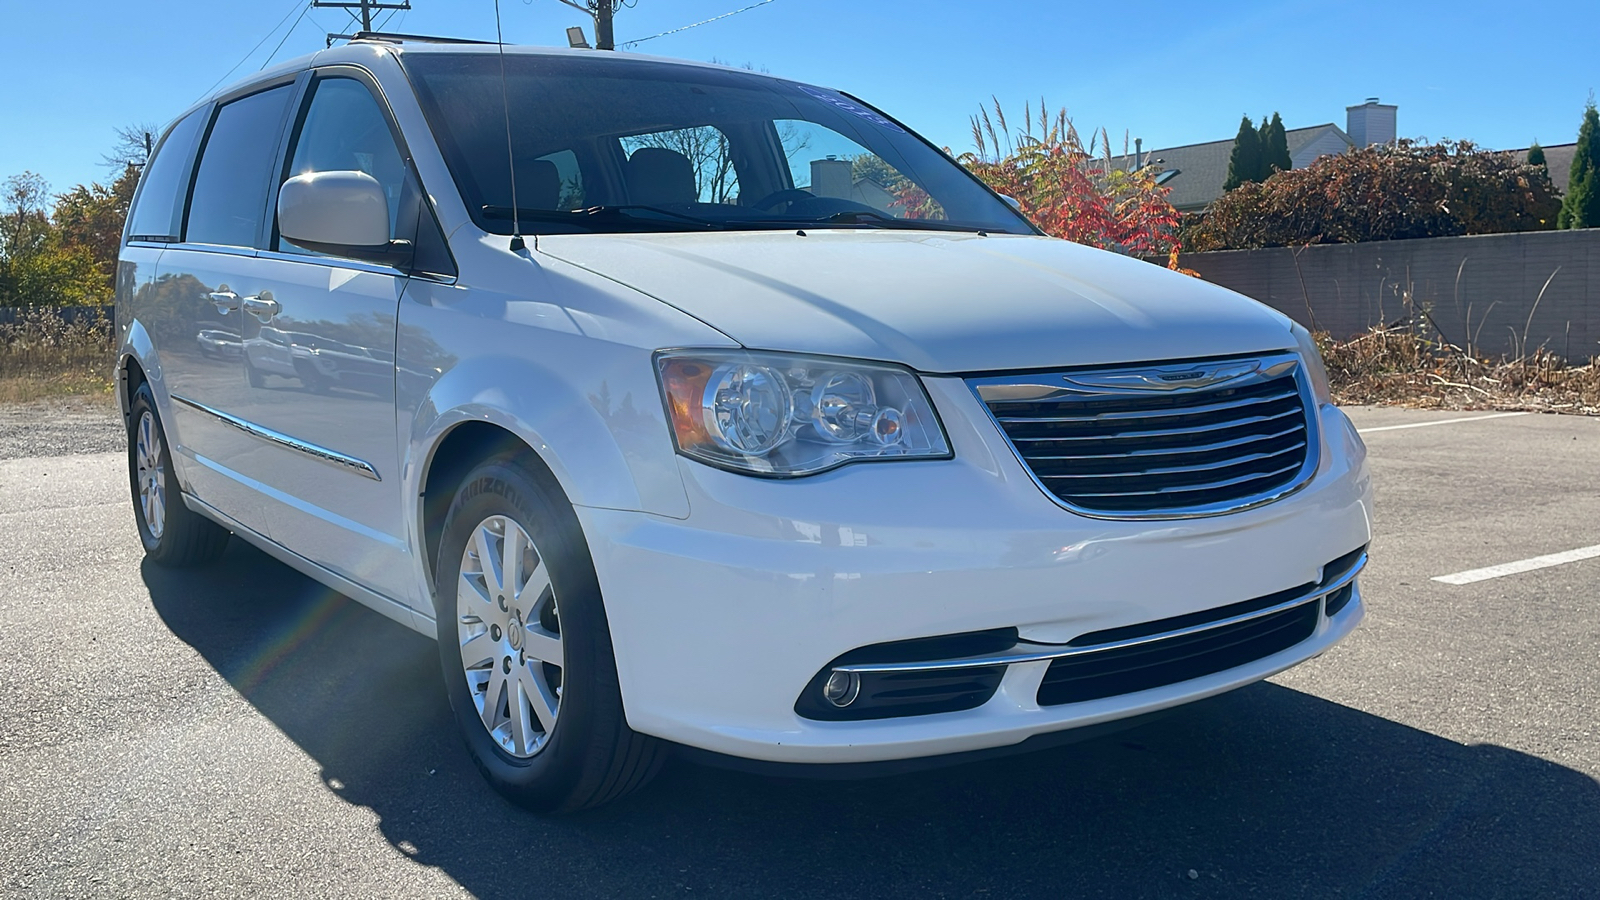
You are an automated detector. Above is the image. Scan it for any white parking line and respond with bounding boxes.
[1432,544,1600,585]
[1357,411,1528,434]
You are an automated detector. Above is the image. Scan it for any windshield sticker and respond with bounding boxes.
[797,85,905,133]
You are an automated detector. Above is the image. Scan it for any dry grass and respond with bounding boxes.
[2,304,1598,415]
[1320,326,1600,415]
[0,307,117,404]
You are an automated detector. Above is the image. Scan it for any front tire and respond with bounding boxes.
[434,454,665,813]
[127,383,229,566]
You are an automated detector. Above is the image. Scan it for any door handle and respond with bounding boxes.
[241,293,280,323]
[208,290,239,314]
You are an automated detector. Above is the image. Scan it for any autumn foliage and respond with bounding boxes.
[0,166,138,307]
[919,99,1181,257]
[1185,139,1561,252]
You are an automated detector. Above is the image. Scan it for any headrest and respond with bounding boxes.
[515,159,562,210]
[625,147,697,206]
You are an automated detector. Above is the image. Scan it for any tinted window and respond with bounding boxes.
[774,119,947,220]
[126,108,207,241]
[620,128,740,204]
[280,77,407,248]
[537,149,584,208]
[186,85,294,247]
[403,53,1032,236]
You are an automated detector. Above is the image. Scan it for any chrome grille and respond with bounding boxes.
[970,353,1318,518]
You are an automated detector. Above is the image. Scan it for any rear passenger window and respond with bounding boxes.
[186,85,294,248]
[126,108,207,242]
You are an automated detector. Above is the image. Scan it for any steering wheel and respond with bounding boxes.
[751,188,816,212]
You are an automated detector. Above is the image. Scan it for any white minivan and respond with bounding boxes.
[117,36,1371,812]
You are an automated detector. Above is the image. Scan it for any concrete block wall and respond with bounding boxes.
[1175,229,1600,360]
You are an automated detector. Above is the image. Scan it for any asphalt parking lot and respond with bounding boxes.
[2,405,1597,899]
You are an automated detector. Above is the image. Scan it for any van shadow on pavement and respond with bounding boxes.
[145,541,1600,900]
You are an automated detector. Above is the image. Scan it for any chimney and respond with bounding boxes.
[810,157,853,199]
[1135,137,1143,169]
[1346,97,1397,147]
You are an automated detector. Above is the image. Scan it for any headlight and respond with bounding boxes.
[1290,323,1333,405]
[656,350,951,476]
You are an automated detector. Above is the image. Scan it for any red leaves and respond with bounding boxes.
[955,100,1181,257]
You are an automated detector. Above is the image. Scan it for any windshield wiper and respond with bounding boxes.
[482,205,717,230]
[816,210,987,233]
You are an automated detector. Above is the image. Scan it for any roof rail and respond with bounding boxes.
[333,31,493,46]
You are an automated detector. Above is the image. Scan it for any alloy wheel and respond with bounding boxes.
[135,410,166,540]
[457,515,563,757]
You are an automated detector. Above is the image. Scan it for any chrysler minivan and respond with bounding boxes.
[116,37,1371,812]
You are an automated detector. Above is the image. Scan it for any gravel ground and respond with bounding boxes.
[0,396,123,460]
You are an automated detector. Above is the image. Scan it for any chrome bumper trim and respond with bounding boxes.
[832,552,1366,675]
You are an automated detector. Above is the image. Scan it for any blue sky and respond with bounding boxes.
[1,0,1594,195]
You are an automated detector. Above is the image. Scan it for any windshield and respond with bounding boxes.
[401,52,1034,236]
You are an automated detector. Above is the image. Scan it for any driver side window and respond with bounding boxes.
[278,77,407,253]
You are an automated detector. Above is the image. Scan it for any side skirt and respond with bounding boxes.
[182,491,435,639]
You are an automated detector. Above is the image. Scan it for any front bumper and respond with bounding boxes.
[579,377,1373,764]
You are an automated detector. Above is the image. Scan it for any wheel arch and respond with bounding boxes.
[404,349,691,599]
[417,419,540,605]
[116,318,161,422]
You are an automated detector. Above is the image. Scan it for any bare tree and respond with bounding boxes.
[102,123,161,172]
[621,128,738,204]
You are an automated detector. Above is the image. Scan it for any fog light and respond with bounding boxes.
[822,670,860,707]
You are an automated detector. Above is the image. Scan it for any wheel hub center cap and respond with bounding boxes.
[507,617,524,652]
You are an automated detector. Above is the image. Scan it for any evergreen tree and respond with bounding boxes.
[1223,115,1262,191]
[1257,116,1272,178]
[1558,100,1600,229]
[1527,142,1546,168]
[1262,113,1292,177]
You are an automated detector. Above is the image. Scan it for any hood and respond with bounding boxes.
[536,230,1294,373]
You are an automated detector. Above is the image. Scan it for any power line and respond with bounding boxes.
[374,5,403,31]
[620,0,778,49]
[203,0,306,95]
[260,2,316,69]
[313,0,411,42]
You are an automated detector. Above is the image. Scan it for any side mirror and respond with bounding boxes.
[999,194,1023,212]
[277,171,411,265]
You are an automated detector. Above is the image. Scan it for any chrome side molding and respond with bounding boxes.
[171,394,381,481]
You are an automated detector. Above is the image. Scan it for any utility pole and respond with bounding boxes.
[594,1,613,50]
[316,0,411,44]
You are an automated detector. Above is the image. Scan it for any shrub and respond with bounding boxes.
[951,99,1181,257]
[1186,139,1561,251]
[0,306,115,401]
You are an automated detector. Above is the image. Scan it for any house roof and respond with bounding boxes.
[1519,143,1578,194]
[1111,124,1353,212]
[1121,132,1580,213]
